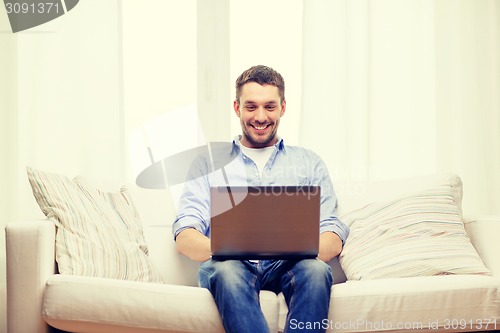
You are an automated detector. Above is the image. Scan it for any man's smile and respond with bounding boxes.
[250,123,272,132]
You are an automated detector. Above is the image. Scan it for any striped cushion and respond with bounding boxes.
[27,167,163,283]
[339,175,490,280]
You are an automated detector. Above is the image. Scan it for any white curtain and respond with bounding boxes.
[300,0,500,216]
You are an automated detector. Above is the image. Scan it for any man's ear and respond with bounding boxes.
[280,99,286,117]
[234,100,241,117]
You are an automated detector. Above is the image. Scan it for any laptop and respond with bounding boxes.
[210,186,320,260]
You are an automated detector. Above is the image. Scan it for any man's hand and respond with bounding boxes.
[175,228,211,262]
[317,231,343,262]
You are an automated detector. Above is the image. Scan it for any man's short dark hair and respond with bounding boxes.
[235,65,285,103]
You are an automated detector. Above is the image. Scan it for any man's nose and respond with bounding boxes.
[255,108,267,122]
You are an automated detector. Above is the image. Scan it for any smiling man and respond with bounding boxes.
[173,65,349,333]
[235,75,285,149]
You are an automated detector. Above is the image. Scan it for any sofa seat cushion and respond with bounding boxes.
[43,274,279,333]
[278,275,500,332]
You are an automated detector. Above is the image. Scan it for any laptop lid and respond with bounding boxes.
[210,186,320,260]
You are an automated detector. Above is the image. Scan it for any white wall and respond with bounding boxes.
[368,0,437,180]
[122,0,234,187]
[229,0,303,145]
[121,0,199,183]
[434,0,500,216]
[301,0,438,182]
[300,0,500,217]
[10,0,124,221]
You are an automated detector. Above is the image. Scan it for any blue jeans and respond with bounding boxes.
[199,259,333,333]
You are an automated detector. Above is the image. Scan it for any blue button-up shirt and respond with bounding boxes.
[172,136,349,244]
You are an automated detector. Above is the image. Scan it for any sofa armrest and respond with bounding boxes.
[463,215,500,277]
[5,220,57,333]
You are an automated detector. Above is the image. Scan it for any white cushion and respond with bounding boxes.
[143,225,200,286]
[43,274,279,333]
[464,216,500,276]
[339,174,490,280]
[27,167,163,283]
[278,275,500,332]
[125,185,177,227]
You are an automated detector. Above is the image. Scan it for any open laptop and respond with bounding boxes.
[210,186,320,260]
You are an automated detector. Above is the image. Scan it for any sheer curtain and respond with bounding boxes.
[300,0,500,216]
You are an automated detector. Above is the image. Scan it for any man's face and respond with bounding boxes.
[234,82,286,148]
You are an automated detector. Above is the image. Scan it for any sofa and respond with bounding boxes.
[5,171,500,333]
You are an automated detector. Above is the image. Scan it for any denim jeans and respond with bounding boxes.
[199,259,333,333]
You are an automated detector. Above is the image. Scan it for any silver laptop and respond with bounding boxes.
[210,186,320,260]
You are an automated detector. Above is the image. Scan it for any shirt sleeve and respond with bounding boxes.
[172,156,211,239]
[313,156,350,245]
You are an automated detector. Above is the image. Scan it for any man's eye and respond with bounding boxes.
[246,106,256,111]
[266,105,276,110]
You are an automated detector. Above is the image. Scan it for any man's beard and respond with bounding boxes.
[242,122,277,148]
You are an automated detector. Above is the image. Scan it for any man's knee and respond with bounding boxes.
[294,259,333,285]
[199,260,254,288]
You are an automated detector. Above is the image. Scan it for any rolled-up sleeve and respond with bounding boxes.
[314,157,350,244]
[172,157,211,239]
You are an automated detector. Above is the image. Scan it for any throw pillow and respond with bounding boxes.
[72,175,151,253]
[339,175,490,280]
[27,167,163,283]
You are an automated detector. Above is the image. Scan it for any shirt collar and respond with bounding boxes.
[231,135,286,154]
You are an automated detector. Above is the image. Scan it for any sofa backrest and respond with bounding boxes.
[333,173,460,217]
[123,173,463,286]
[126,185,200,286]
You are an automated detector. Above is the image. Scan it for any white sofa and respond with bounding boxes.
[6,174,500,333]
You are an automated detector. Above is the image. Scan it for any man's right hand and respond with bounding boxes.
[175,228,212,262]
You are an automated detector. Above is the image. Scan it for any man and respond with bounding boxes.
[172,65,349,332]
